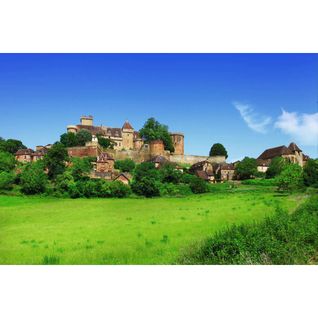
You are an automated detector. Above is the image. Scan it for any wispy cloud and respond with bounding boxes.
[275,109,318,146]
[233,102,272,133]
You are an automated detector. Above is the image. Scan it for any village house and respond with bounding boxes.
[15,145,51,163]
[257,142,309,172]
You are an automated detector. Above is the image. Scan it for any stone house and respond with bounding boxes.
[113,173,132,185]
[257,142,309,172]
[15,146,49,163]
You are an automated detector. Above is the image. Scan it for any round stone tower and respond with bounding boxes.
[150,140,165,156]
[170,132,184,155]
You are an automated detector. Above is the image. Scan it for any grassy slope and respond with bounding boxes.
[0,188,304,264]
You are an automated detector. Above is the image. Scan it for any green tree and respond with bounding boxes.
[235,157,258,180]
[70,157,92,180]
[277,164,303,192]
[60,132,78,147]
[0,138,26,154]
[0,171,15,190]
[189,177,208,194]
[76,129,92,146]
[209,143,228,158]
[133,162,160,182]
[131,177,160,197]
[97,135,116,149]
[114,159,136,173]
[160,164,182,184]
[0,151,16,172]
[303,159,318,188]
[44,142,69,180]
[266,157,287,179]
[20,162,48,194]
[139,118,175,152]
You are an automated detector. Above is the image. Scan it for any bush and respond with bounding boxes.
[131,177,160,197]
[133,162,160,182]
[189,177,208,194]
[0,151,16,172]
[235,157,258,180]
[266,157,287,179]
[160,164,182,184]
[277,164,304,192]
[108,181,131,198]
[180,196,318,265]
[114,159,136,173]
[159,183,192,197]
[303,159,318,188]
[70,157,92,180]
[0,171,15,190]
[20,162,48,194]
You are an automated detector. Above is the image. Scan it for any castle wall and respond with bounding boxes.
[149,140,165,156]
[67,146,101,158]
[170,154,209,165]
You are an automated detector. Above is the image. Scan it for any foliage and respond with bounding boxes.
[114,159,136,173]
[303,159,318,188]
[180,173,198,184]
[60,132,78,147]
[159,183,192,197]
[180,196,318,265]
[0,151,16,172]
[131,177,160,197]
[0,138,26,154]
[20,162,48,194]
[209,143,228,158]
[76,129,92,146]
[276,164,304,192]
[266,157,287,179]
[70,157,92,180]
[133,162,160,182]
[139,117,175,152]
[241,178,278,186]
[44,142,69,180]
[0,171,15,190]
[159,164,182,184]
[189,177,208,194]
[235,157,257,180]
[97,135,116,149]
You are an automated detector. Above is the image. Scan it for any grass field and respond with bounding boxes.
[0,187,305,264]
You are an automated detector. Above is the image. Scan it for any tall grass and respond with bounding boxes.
[179,195,318,265]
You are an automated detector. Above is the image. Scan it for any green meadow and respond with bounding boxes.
[0,187,305,264]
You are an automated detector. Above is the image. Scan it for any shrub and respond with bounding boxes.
[114,159,136,173]
[159,183,192,197]
[131,177,160,197]
[0,151,16,172]
[189,177,208,194]
[20,162,48,194]
[235,157,258,180]
[108,181,131,198]
[133,162,160,182]
[70,157,92,180]
[266,157,287,179]
[303,159,318,188]
[180,173,197,184]
[277,164,304,192]
[160,164,182,184]
[0,171,15,190]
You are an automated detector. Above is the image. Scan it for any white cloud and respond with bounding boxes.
[233,102,272,133]
[275,109,318,146]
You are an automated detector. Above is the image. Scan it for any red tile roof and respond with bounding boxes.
[122,121,133,130]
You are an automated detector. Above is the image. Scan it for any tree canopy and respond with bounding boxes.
[277,164,303,192]
[139,118,175,152]
[209,143,228,158]
[0,138,26,154]
[96,135,116,149]
[0,151,16,172]
[303,159,318,188]
[235,157,258,180]
[60,130,92,148]
[266,157,287,179]
[44,142,69,180]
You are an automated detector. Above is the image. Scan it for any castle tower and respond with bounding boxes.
[80,115,93,126]
[170,132,184,155]
[150,140,165,156]
[122,121,134,150]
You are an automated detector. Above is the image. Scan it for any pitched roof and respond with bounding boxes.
[149,155,169,164]
[114,173,132,182]
[221,163,235,170]
[76,125,105,136]
[122,121,133,130]
[195,170,210,181]
[15,148,34,155]
[256,158,271,167]
[106,128,122,138]
[288,142,302,152]
[258,145,292,160]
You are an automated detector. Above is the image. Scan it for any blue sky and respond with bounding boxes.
[0,54,317,161]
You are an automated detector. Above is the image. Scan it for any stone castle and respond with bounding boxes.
[67,115,185,155]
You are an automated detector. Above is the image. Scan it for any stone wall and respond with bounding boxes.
[67,145,101,158]
[170,154,209,165]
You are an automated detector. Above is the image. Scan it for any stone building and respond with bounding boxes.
[257,142,309,172]
[92,152,115,180]
[15,146,50,163]
[67,116,184,155]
